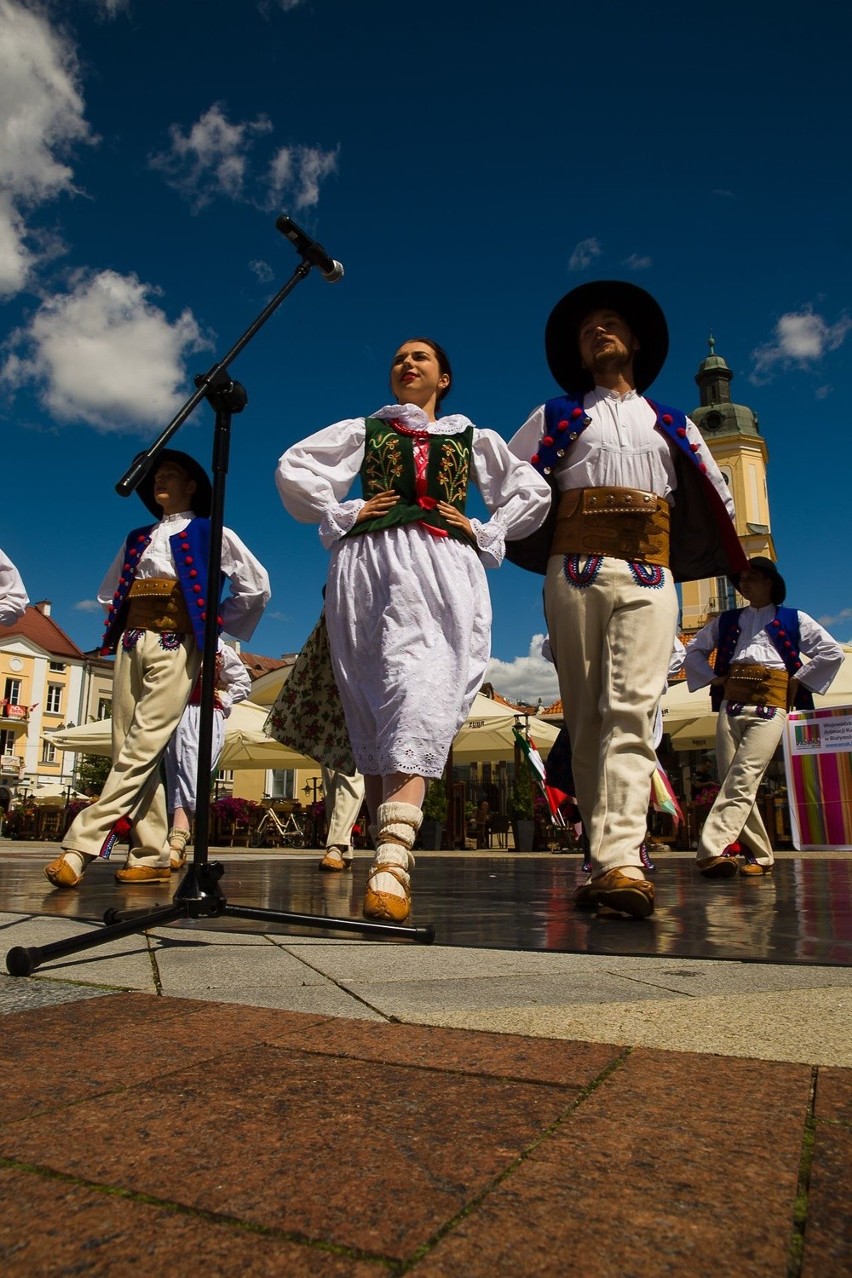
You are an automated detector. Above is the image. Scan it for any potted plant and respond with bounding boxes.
[419,780,447,850]
[511,774,535,852]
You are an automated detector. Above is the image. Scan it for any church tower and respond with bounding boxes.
[680,337,775,633]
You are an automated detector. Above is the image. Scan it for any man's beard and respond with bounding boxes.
[586,338,633,378]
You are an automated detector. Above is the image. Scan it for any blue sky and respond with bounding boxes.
[1,0,850,705]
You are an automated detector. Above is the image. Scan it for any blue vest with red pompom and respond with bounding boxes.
[99,517,224,655]
[711,606,814,711]
[518,393,746,583]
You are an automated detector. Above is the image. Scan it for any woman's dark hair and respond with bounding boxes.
[393,337,453,406]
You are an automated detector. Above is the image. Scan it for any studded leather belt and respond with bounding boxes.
[724,663,789,710]
[550,486,671,565]
[126,578,192,635]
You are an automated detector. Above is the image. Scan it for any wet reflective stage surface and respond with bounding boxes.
[2,849,851,966]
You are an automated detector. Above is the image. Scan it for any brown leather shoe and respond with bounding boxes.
[740,860,773,876]
[114,865,170,884]
[319,846,352,872]
[697,856,739,879]
[44,856,82,889]
[362,863,411,922]
[573,868,654,919]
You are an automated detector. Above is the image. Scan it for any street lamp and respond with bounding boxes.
[302,777,323,806]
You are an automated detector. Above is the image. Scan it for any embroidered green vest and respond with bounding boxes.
[348,416,475,545]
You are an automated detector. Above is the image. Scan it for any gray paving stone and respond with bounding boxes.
[0,974,112,1015]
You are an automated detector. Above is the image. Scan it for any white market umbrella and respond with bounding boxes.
[452,693,560,763]
[45,702,318,772]
[47,693,560,773]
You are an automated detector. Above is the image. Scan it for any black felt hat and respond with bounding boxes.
[136,450,212,518]
[545,280,669,396]
[733,556,787,605]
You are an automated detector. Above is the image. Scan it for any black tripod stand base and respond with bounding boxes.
[5,859,435,975]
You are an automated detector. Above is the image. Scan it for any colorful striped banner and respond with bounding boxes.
[783,708,852,851]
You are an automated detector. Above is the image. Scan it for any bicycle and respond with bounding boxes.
[250,806,305,848]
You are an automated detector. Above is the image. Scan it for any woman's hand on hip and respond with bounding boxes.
[356,490,399,523]
[437,501,474,539]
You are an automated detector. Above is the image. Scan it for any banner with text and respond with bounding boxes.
[783,707,852,851]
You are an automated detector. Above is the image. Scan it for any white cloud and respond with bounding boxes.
[149,104,273,210]
[151,105,338,212]
[249,258,274,284]
[291,145,339,209]
[485,634,560,705]
[751,308,852,381]
[623,252,652,270]
[1,269,211,431]
[0,0,94,295]
[818,607,852,631]
[568,237,602,272]
[73,599,103,612]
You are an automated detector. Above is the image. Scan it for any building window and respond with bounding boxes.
[716,575,738,611]
[97,697,112,720]
[49,661,66,673]
[269,769,295,800]
[0,731,15,758]
[4,679,21,706]
[46,684,62,714]
[42,740,56,764]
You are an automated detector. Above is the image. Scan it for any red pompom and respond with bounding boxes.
[570,407,583,419]
[542,435,554,446]
[662,414,673,425]
[530,454,540,465]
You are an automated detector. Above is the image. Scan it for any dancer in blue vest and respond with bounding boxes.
[509,281,746,918]
[277,337,550,922]
[44,451,270,889]
[684,557,842,876]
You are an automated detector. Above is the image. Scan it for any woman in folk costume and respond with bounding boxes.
[276,338,550,922]
[164,639,252,870]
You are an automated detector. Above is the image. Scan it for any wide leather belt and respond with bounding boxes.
[551,486,670,565]
[126,578,192,635]
[724,662,789,710]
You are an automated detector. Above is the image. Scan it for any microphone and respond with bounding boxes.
[275,214,344,283]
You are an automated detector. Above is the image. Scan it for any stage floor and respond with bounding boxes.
[1,847,850,967]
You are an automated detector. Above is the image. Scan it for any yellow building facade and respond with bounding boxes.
[680,338,775,634]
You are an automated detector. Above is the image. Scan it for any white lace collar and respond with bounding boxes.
[370,403,473,436]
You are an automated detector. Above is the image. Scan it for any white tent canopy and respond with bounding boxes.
[452,694,560,762]
[46,692,559,773]
[45,702,315,772]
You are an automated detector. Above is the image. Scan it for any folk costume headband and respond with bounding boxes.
[545,280,669,396]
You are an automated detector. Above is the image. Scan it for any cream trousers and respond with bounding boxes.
[697,703,785,866]
[545,555,678,874]
[321,765,366,848]
[64,631,201,866]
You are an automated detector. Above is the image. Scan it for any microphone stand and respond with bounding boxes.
[6,251,434,977]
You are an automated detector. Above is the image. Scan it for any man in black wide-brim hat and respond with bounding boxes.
[44,450,270,890]
[685,556,842,878]
[508,281,746,918]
